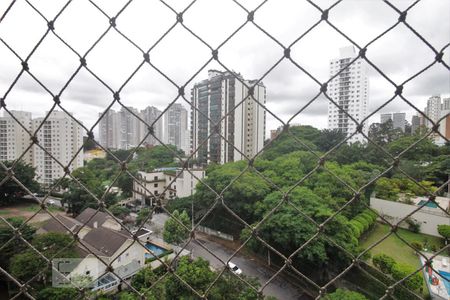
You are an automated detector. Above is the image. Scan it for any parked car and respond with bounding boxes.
[48,199,55,205]
[227,262,242,275]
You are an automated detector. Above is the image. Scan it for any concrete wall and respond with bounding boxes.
[370,197,449,237]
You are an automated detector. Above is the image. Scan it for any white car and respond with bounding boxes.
[47,199,55,205]
[227,262,242,275]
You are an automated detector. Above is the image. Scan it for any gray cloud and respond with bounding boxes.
[0,0,449,133]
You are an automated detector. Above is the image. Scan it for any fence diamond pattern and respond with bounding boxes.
[0,0,449,299]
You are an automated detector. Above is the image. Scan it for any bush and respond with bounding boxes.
[372,254,395,274]
[438,224,450,240]
[326,288,368,300]
[350,222,363,237]
[410,241,423,251]
[391,263,423,291]
[405,218,421,233]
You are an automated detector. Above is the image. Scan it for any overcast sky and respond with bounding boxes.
[0,0,449,138]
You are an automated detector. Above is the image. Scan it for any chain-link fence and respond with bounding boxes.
[0,0,449,299]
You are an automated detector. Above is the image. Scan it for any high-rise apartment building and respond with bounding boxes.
[164,104,189,154]
[99,106,163,150]
[0,111,33,164]
[328,46,369,143]
[380,113,406,132]
[98,109,120,149]
[442,98,450,111]
[32,111,84,186]
[118,107,141,150]
[393,113,406,132]
[411,115,420,134]
[140,106,163,147]
[425,95,442,128]
[380,113,392,124]
[191,70,266,164]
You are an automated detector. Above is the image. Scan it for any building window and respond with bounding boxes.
[154,183,158,187]
[154,176,158,180]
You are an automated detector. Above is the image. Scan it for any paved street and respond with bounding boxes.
[186,238,307,300]
[146,213,311,299]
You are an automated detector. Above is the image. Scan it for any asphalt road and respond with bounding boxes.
[186,238,308,300]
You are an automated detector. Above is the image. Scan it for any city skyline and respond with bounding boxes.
[1,1,448,136]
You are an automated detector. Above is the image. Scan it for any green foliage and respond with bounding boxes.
[62,145,181,216]
[262,125,320,160]
[194,161,271,224]
[37,287,78,300]
[405,218,421,233]
[0,160,40,206]
[163,210,190,245]
[374,177,400,201]
[326,288,367,300]
[131,257,264,300]
[109,204,130,219]
[136,208,151,226]
[438,224,450,239]
[388,135,440,162]
[368,120,404,146]
[373,253,423,291]
[10,232,78,283]
[350,210,377,238]
[373,254,396,273]
[410,241,423,251]
[374,176,437,202]
[315,129,347,152]
[243,187,357,268]
[0,217,36,270]
[391,262,422,290]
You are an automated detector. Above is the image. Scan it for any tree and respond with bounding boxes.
[243,187,357,271]
[374,177,400,201]
[163,210,190,245]
[262,125,320,160]
[326,289,367,300]
[373,253,422,291]
[438,224,450,242]
[37,287,78,300]
[109,204,130,219]
[315,129,347,152]
[0,160,40,206]
[136,208,151,226]
[10,232,78,283]
[0,217,36,270]
[391,263,422,291]
[372,254,396,273]
[368,120,403,146]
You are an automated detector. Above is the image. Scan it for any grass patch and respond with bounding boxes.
[361,223,444,267]
[360,222,445,298]
[22,204,62,213]
[0,210,11,215]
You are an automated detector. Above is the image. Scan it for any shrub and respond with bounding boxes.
[391,263,422,291]
[405,218,421,233]
[438,224,450,240]
[372,254,395,273]
[410,241,423,251]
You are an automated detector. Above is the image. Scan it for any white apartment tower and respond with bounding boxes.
[328,46,369,143]
[32,111,84,186]
[119,107,141,150]
[99,106,163,150]
[164,104,189,154]
[425,95,442,128]
[98,109,120,149]
[191,70,266,165]
[140,106,163,147]
[0,111,33,164]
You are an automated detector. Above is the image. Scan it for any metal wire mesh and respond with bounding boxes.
[0,0,449,299]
